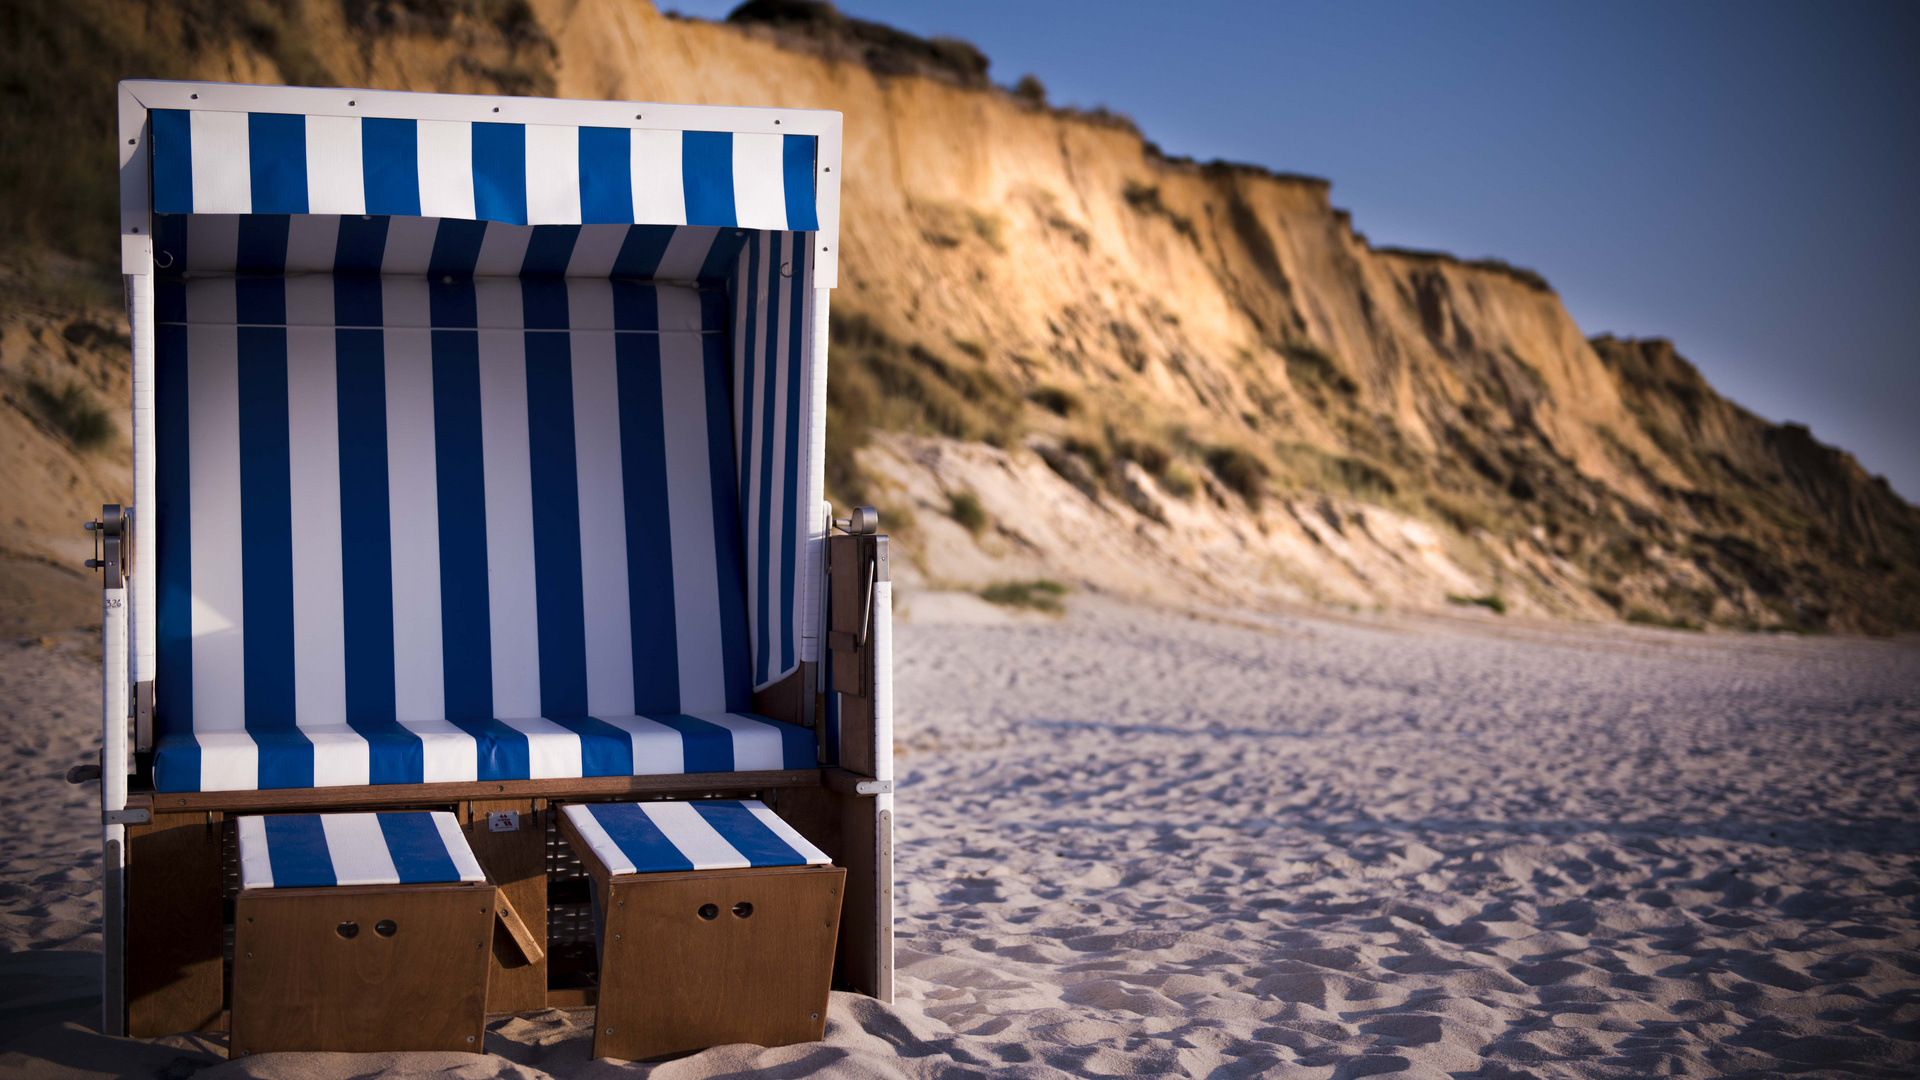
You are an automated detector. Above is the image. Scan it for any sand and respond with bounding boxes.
[2,595,1917,1078]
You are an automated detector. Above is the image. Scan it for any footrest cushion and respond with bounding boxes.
[562,800,829,875]
[238,811,487,889]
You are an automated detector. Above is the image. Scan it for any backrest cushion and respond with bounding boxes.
[154,273,752,739]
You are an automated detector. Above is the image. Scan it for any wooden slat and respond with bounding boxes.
[126,809,225,1037]
[494,893,544,965]
[463,799,547,1012]
[144,770,821,814]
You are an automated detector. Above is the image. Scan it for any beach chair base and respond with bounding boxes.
[557,804,844,1061]
[590,865,844,1061]
[230,881,497,1056]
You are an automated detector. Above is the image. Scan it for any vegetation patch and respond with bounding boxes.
[1626,607,1704,632]
[980,579,1068,613]
[1121,181,1198,244]
[1205,445,1268,510]
[1283,341,1358,401]
[825,314,1025,507]
[26,378,112,450]
[1447,593,1507,615]
[1028,384,1080,417]
[1271,442,1398,502]
[945,490,988,537]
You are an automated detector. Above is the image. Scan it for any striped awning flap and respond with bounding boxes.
[151,213,756,282]
[150,110,819,232]
[237,811,487,889]
[562,799,830,875]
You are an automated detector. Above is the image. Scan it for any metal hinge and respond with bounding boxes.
[824,767,893,796]
[103,809,151,826]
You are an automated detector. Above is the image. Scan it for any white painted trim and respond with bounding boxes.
[800,284,830,661]
[871,580,892,784]
[118,80,843,287]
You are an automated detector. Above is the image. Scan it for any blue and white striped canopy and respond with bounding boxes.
[150,213,816,793]
[150,110,819,231]
[562,799,830,875]
[238,811,486,889]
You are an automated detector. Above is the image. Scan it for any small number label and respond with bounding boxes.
[105,597,123,609]
[487,811,519,832]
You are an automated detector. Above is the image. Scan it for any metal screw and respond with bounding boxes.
[467,1036,475,1043]
[811,1013,819,1021]
[605,1028,613,1035]
[244,952,251,958]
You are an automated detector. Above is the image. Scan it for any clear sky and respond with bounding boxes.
[671,1,1919,499]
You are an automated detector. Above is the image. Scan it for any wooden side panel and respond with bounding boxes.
[595,866,843,1062]
[772,787,844,868]
[127,812,225,1037]
[834,794,893,1000]
[828,535,875,775]
[750,665,807,726]
[775,787,888,999]
[230,883,495,1056]
[463,799,547,1012]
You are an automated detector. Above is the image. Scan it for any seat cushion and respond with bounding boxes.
[237,811,485,889]
[562,799,830,875]
[154,712,815,793]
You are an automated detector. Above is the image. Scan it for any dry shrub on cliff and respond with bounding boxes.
[25,378,114,450]
[825,314,1025,506]
[727,0,990,87]
[1205,445,1268,510]
[1028,385,1080,417]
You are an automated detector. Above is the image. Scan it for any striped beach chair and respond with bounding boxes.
[86,81,897,1050]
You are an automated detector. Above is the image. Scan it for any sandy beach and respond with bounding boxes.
[3,595,1917,1078]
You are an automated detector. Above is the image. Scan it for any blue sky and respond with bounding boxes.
[671,1,1919,499]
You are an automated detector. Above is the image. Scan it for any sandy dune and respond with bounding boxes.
[2,597,1916,1078]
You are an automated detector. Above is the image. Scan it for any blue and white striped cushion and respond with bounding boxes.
[149,218,817,793]
[150,110,819,232]
[237,811,486,889]
[562,800,830,875]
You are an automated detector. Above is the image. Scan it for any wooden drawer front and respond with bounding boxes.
[231,883,496,1057]
[596,865,845,1061]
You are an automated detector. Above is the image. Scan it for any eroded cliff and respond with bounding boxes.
[5,0,1915,632]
